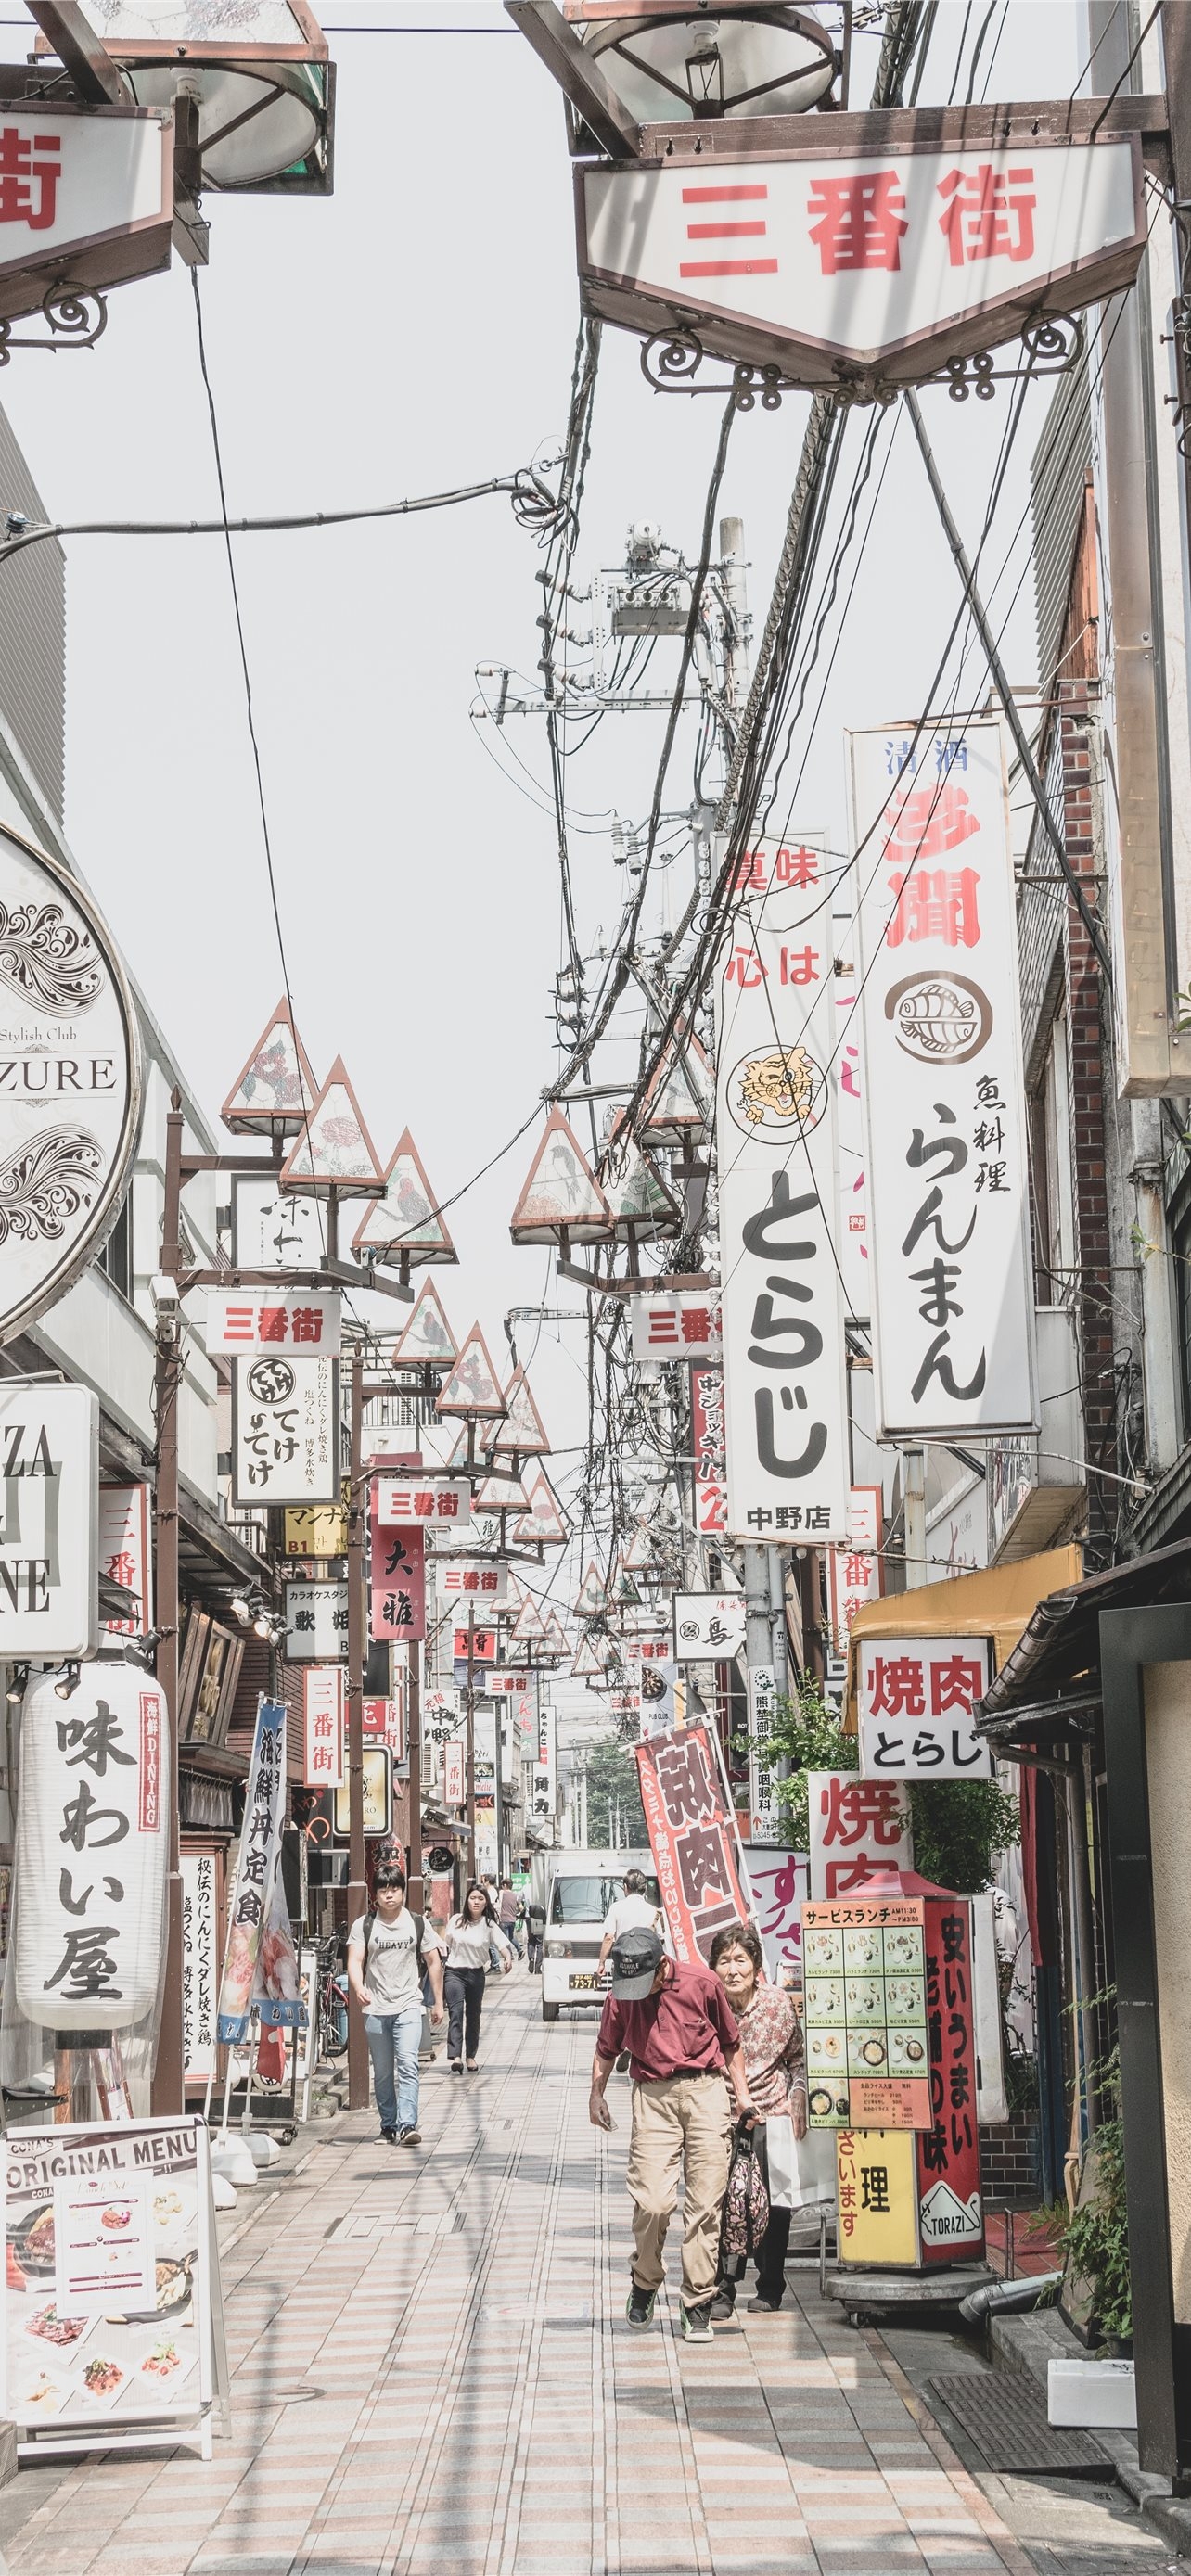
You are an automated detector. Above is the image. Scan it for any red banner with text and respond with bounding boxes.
[634,1723,750,1968]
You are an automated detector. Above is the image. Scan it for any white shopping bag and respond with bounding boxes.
[765,2115,837,2211]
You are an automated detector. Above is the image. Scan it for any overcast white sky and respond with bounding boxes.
[0,0,1082,1559]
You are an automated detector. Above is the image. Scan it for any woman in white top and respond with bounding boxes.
[441,1881,512,2072]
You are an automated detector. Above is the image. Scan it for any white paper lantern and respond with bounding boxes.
[14,1664,169,2032]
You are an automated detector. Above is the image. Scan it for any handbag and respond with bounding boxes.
[721,2116,771,2260]
[765,2112,837,2211]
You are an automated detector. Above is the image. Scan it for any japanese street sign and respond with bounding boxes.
[713,835,848,1544]
[832,910,870,1320]
[440,1560,508,1605]
[443,1739,465,1805]
[284,1498,348,1558]
[391,1281,458,1371]
[837,2127,920,2267]
[916,1896,983,2262]
[278,1054,382,1194]
[807,1769,912,1901]
[368,1511,426,1644]
[302,1664,344,1787]
[452,1623,496,1663]
[0,103,175,324]
[98,1481,151,1638]
[851,721,1037,1437]
[12,1664,167,2031]
[742,1844,808,1986]
[689,1362,727,1541]
[631,1640,678,1735]
[423,1686,459,1736]
[802,1897,930,2129]
[635,1722,751,1968]
[206,1287,339,1358]
[488,1669,530,1694]
[826,1485,884,1657]
[376,1473,470,1531]
[231,1355,338,1507]
[333,1748,392,1840]
[233,1172,325,1270]
[0,1383,97,1658]
[0,829,142,1348]
[746,1663,780,1839]
[222,996,318,1133]
[352,1126,455,1267]
[182,1848,217,2083]
[285,1579,348,1663]
[672,1590,746,1662]
[632,1290,723,1359]
[858,1636,993,1779]
[509,1104,612,1244]
[363,1696,403,1760]
[217,1698,300,2040]
[579,134,1143,394]
[532,1701,557,1823]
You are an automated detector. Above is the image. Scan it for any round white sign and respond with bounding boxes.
[0,825,142,1343]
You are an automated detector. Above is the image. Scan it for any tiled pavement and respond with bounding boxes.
[0,1978,1169,2576]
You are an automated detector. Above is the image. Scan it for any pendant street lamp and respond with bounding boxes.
[564,2,836,129]
[35,0,334,194]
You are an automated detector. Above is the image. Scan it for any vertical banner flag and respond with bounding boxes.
[217,1699,302,2039]
[713,836,848,1543]
[850,721,1037,1438]
[826,1484,884,1656]
[634,1723,751,1967]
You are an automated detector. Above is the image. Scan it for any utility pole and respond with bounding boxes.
[466,1605,476,1863]
[903,1447,928,1591]
[346,1353,368,2111]
[719,515,751,721]
[407,1640,423,1911]
[150,1092,185,2115]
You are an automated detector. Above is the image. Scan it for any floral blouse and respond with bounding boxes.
[734,1983,806,2118]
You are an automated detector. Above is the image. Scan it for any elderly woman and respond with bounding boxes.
[709,1921,806,2316]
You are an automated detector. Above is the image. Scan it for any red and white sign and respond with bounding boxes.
[489,1669,530,1695]
[689,1362,727,1539]
[375,1473,469,1530]
[439,1561,508,1604]
[208,1288,339,1357]
[99,1482,152,1638]
[303,1666,345,1788]
[443,1739,465,1804]
[581,137,1142,390]
[851,721,1037,1437]
[858,1636,992,1779]
[0,105,173,323]
[743,1845,808,1985]
[807,1769,913,1901]
[363,1696,404,1760]
[631,1291,722,1359]
[452,1624,496,1664]
[369,1502,426,1645]
[916,1896,984,2263]
[635,1723,751,1969]
[826,1485,884,1656]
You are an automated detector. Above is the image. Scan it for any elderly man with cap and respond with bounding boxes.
[589,1924,756,2343]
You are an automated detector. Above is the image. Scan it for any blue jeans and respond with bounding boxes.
[363,2007,423,2132]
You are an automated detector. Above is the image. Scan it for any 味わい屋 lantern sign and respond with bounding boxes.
[578,131,1144,398]
[13,1664,169,2033]
[0,105,173,337]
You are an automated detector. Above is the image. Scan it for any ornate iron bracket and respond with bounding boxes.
[640,309,1086,411]
[0,284,108,365]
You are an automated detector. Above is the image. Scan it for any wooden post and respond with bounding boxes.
[407,1640,423,1911]
[151,1093,185,2113]
[346,1353,368,2111]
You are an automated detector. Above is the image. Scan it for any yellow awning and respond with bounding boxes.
[842,1543,1083,1734]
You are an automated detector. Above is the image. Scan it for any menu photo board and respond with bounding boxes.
[801,1897,930,2131]
[3,2120,227,2457]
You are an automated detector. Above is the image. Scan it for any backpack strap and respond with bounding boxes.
[363,1909,375,1958]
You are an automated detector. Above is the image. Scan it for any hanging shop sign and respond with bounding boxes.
[746,1663,780,1841]
[216,1699,301,2041]
[363,1696,403,1760]
[631,1291,722,1360]
[0,1383,98,1659]
[488,1669,530,1696]
[231,1355,338,1507]
[98,1482,151,1639]
[206,1288,339,1358]
[332,1747,391,1841]
[634,1722,750,1968]
[0,828,142,1348]
[832,913,870,1320]
[232,1172,324,1269]
[181,1849,217,2085]
[284,1579,347,1663]
[284,1497,348,1559]
[302,1664,344,1787]
[578,130,1144,396]
[375,1473,470,1531]
[713,836,848,1545]
[438,1560,507,1606]
[851,721,1037,1439]
[452,1623,496,1664]
[12,1664,168,2032]
[0,96,173,340]
[807,1769,912,1902]
[368,1509,426,1644]
[742,1845,808,1987]
[531,1701,557,1823]
[802,1896,930,2131]
[826,1486,883,1658]
[442,1739,465,1805]
[837,2127,920,2268]
[672,1591,746,1662]
[857,1637,993,1779]
[630,1639,678,1735]
[3,2117,223,2458]
[689,1362,727,1541]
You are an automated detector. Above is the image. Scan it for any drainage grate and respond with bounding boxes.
[927,2373,1112,2476]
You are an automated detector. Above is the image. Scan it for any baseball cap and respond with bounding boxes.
[609,1926,663,1999]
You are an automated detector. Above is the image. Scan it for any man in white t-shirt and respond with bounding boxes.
[347,1866,443,2145]
[598,1870,666,1971]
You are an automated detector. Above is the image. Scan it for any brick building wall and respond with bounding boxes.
[980,2109,1042,2203]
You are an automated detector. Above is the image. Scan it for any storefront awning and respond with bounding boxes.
[844,1544,1084,1732]
[973,1537,1191,1748]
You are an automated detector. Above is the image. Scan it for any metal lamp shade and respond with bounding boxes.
[125,59,328,188]
[570,4,835,121]
[13,1664,169,2034]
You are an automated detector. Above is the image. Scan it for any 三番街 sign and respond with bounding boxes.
[0,829,141,1347]
[0,104,173,329]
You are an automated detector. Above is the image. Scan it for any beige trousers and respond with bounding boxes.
[626,2072,733,2306]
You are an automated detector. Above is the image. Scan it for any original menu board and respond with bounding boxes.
[3,2118,226,2457]
[801,1896,930,2130]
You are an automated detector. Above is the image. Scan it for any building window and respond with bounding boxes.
[98,1192,133,1302]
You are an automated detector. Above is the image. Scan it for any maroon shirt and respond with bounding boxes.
[597,1959,739,2083]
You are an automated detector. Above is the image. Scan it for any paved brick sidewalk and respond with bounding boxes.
[0,1978,1165,2576]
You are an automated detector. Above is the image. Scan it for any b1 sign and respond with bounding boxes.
[858,1637,992,1779]
[579,134,1143,392]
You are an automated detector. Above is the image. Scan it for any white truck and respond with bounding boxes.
[539,1847,661,2024]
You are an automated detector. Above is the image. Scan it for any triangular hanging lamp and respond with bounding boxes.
[571,1633,603,1680]
[510,1592,546,1645]
[573,1560,608,1618]
[352,1128,457,1268]
[611,1557,644,1609]
[639,1021,713,1152]
[490,1369,550,1459]
[278,1056,384,1194]
[622,1519,660,1572]
[509,1106,613,1245]
[391,1282,458,1372]
[597,1120,682,1241]
[544,1609,570,1655]
[510,1471,569,1548]
[435,1323,506,1420]
[222,997,319,1135]
[474,1466,530,1514]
